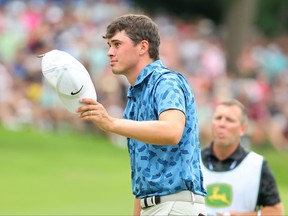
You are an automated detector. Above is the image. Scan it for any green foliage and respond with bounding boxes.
[255,0,288,37]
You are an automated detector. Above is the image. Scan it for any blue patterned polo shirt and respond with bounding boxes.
[123,60,207,198]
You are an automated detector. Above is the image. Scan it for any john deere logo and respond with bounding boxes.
[206,183,232,207]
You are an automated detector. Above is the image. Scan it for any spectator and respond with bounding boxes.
[200,99,284,216]
[0,0,287,151]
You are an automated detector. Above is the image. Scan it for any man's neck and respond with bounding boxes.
[127,59,155,86]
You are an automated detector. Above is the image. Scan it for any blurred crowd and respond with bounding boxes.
[0,0,287,150]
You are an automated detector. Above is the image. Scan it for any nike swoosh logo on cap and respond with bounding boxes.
[71,85,83,95]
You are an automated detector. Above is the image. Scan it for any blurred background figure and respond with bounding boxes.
[201,99,285,216]
[0,0,287,151]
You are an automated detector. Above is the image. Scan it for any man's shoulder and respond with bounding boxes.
[200,145,212,161]
[247,151,264,158]
[201,145,211,153]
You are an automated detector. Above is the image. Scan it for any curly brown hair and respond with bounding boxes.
[103,14,160,61]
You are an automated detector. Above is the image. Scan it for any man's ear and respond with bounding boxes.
[240,123,248,137]
[139,40,149,55]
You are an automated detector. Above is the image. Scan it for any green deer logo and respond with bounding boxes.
[206,183,232,207]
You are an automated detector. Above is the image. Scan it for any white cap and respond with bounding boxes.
[40,49,97,113]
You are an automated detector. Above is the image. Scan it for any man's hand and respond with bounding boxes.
[76,98,114,132]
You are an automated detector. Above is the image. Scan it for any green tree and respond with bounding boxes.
[256,0,288,37]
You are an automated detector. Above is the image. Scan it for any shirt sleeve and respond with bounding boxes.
[258,161,281,206]
[153,73,186,116]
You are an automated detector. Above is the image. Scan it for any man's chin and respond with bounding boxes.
[111,68,121,75]
[214,139,229,147]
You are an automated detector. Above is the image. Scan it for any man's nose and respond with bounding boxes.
[217,118,227,126]
[107,47,115,57]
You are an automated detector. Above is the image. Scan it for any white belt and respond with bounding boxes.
[140,190,205,209]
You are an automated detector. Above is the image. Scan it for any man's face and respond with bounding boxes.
[106,30,141,75]
[211,105,247,147]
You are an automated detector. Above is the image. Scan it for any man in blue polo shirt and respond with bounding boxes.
[77,14,206,215]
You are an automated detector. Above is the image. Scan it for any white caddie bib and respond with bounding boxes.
[201,152,263,216]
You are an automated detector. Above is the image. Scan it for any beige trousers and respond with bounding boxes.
[141,201,207,216]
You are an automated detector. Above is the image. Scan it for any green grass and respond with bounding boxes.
[0,126,287,215]
[0,126,133,215]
